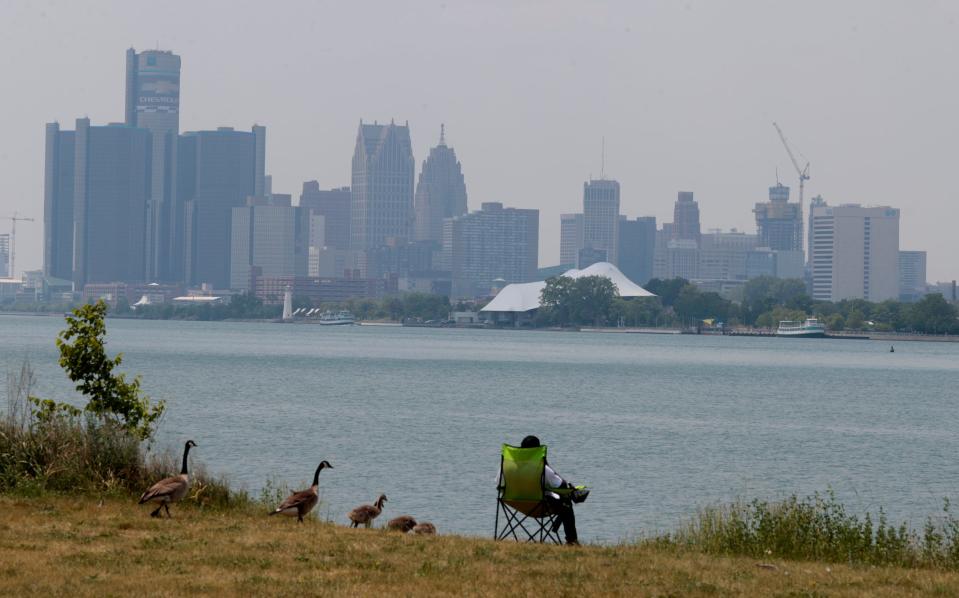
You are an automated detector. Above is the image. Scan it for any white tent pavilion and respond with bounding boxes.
[480,262,655,324]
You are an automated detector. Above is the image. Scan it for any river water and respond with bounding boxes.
[2,314,957,543]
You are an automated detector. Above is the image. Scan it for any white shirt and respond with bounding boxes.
[543,464,565,499]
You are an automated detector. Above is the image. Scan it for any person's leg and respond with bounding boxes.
[546,497,578,544]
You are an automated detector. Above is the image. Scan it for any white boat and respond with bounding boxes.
[776,318,827,338]
[318,310,356,326]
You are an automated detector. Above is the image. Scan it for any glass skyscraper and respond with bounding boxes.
[126,48,181,282]
[72,118,152,287]
[180,126,266,288]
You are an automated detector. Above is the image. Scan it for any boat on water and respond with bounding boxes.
[318,310,356,326]
[776,318,827,338]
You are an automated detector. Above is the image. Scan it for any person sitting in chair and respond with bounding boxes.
[520,434,581,545]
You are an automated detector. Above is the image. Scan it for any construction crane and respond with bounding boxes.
[772,122,810,252]
[1,212,35,279]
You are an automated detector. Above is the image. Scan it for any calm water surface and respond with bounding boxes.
[2,314,958,543]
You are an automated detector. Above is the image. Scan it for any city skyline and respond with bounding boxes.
[2,1,957,281]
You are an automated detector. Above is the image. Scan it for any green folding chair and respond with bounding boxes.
[494,443,567,544]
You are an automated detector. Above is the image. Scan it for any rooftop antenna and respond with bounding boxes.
[601,136,606,179]
[439,123,446,145]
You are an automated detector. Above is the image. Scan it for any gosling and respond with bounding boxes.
[412,522,436,535]
[348,494,387,528]
[387,515,417,532]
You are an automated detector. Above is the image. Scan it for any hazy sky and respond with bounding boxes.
[2,0,957,281]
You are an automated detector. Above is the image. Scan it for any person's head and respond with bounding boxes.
[520,435,541,448]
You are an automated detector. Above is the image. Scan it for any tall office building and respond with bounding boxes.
[180,126,266,288]
[583,179,620,264]
[43,122,76,280]
[809,202,900,302]
[414,125,467,244]
[559,213,584,267]
[72,118,152,288]
[230,197,308,291]
[699,231,758,281]
[898,250,927,302]
[444,202,539,298]
[351,121,415,250]
[299,182,351,250]
[617,216,656,285]
[672,191,701,243]
[0,234,9,278]
[125,48,182,282]
[754,183,802,253]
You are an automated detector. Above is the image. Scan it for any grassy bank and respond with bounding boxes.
[2,496,959,597]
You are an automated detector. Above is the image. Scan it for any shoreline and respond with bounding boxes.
[4,311,958,342]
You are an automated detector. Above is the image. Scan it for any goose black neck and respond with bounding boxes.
[181,443,192,475]
[312,464,323,486]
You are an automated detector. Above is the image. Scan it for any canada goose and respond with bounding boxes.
[348,494,387,528]
[387,515,417,532]
[412,522,436,535]
[138,440,197,518]
[269,461,333,522]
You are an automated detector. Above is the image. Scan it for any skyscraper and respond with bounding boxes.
[617,216,656,285]
[0,234,9,278]
[179,126,266,288]
[414,125,467,244]
[672,191,701,243]
[125,48,182,282]
[351,121,415,250]
[754,183,802,253]
[299,182,351,250]
[444,202,539,298]
[898,250,927,302]
[583,179,620,264]
[810,202,900,302]
[559,213,584,267]
[72,118,152,288]
[43,122,76,280]
[230,197,308,291]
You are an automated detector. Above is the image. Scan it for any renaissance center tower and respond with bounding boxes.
[125,48,182,282]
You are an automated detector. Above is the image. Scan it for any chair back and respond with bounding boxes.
[498,444,547,502]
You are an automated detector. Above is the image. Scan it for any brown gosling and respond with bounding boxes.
[347,494,387,528]
[138,440,197,518]
[269,461,333,523]
[412,522,436,535]
[387,515,417,532]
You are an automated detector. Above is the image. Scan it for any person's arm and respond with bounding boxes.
[544,464,570,489]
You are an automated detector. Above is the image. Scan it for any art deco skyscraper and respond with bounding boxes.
[351,121,415,250]
[583,178,620,264]
[126,48,182,282]
[414,125,467,244]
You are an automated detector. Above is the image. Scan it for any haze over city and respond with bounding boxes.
[2,0,957,280]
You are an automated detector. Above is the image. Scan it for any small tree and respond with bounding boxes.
[54,300,165,440]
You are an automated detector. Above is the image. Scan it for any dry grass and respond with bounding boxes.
[2,496,959,596]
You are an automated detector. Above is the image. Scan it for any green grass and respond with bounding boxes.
[657,491,959,570]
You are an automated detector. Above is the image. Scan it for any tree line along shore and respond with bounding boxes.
[3,276,958,336]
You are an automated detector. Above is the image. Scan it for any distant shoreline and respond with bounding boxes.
[4,311,958,342]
